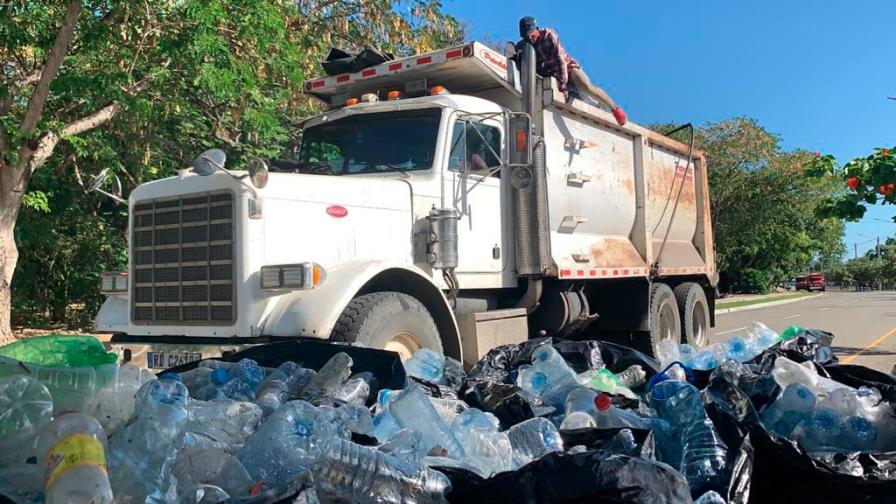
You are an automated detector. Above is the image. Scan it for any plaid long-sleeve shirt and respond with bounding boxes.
[532,28,580,96]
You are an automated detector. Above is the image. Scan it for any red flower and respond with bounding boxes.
[813,151,821,158]
[880,183,895,197]
[847,177,860,191]
[883,148,891,156]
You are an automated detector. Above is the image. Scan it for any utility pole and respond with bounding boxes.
[855,243,858,260]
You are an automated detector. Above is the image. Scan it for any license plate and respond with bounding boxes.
[147,351,202,369]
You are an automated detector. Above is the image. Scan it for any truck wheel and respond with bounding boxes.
[674,283,709,349]
[331,292,442,361]
[648,283,681,358]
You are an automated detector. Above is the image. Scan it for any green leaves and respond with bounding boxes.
[806,146,896,221]
[652,118,847,292]
[6,0,464,328]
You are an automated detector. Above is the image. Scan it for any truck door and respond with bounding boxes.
[444,119,506,278]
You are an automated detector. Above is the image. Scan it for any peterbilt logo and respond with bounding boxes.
[326,205,348,218]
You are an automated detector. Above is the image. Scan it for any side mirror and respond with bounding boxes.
[506,112,532,167]
[192,148,226,176]
[86,168,125,204]
[248,158,269,189]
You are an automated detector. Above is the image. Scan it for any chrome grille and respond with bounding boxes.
[131,191,235,325]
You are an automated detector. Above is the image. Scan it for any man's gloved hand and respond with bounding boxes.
[613,107,627,126]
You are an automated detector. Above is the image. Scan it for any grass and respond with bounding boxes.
[716,291,815,310]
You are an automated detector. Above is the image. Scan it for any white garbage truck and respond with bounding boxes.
[95,41,717,369]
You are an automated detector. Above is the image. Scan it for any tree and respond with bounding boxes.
[808,147,896,221]
[4,1,463,340]
[652,118,846,293]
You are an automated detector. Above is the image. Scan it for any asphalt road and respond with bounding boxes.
[710,290,896,373]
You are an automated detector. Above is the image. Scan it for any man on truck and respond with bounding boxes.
[518,16,628,126]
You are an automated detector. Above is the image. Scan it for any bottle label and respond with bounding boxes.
[45,434,107,488]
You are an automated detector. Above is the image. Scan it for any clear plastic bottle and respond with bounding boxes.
[29,361,118,414]
[681,415,729,497]
[761,382,816,437]
[235,400,334,494]
[339,403,373,435]
[0,375,53,468]
[772,357,851,395]
[450,409,512,477]
[0,374,53,439]
[386,385,465,459]
[331,376,371,406]
[800,407,843,451]
[40,412,113,504]
[516,364,548,396]
[650,379,728,496]
[181,366,214,397]
[583,368,637,399]
[655,339,681,368]
[404,348,446,384]
[371,411,402,442]
[678,344,696,367]
[108,374,189,501]
[195,368,230,401]
[85,364,154,432]
[615,364,647,388]
[725,335,759,362]
[843,415,877,451]
[314,436,452,504]
[506,417,564,469]
[691,343,726,370]
[181,399,264,451]
[593,393,651,430]
[560,386,597,430]
[378,429,429,464]
[201,358,266,390]
[749,321,781,350]
[303,353,353,398]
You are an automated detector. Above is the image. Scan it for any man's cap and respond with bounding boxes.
[519,16,537,38]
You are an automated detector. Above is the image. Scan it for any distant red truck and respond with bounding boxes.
[796,273,826,291]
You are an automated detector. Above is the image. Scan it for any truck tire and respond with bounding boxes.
[331,292,442,361]
[674,283,709,349]
[647,283,681,358]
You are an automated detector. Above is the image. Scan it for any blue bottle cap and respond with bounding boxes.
[211,368,230,386]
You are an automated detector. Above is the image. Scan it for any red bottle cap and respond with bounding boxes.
[594,393,612,412]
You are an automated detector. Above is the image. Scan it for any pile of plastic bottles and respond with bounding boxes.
[761,356,896,452]
[2,322,895,504]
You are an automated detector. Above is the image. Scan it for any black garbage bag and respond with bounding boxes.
[553,340,604,373]
[462,381,542,429]
[596,341,661,376]
[823,364,896,403]
[704,350,896,503]
[467,338,553,383]
[560,427,655,459]
[320,47,395,76]
[444,451,693,503]
[164,340,406,404]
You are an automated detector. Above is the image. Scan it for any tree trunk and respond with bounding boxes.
[0,167,26,346]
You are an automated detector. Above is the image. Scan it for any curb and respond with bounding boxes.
[715,293,822,315]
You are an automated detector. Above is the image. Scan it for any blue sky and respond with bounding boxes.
[444,0,896,258]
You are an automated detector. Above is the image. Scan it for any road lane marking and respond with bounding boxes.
[818,308,831,311]
[784,314,802,320]
[842,325,896,365]
[715,326,747,336]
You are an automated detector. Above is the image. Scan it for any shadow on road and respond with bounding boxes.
[831,346,896,358]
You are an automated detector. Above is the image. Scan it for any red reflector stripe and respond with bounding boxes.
[388,62,403,71]
[310,80,325,89]
[361,68,376,77]
[446,49,463,59]
[417,56,432,65]
[336,75,350,83]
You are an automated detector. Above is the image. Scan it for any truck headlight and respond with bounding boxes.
[100,271,128,294]
[260,262,325,290]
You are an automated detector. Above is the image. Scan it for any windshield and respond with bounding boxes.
[297,108,441,175]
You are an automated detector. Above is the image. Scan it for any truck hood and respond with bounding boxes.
[255,172,414,268]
